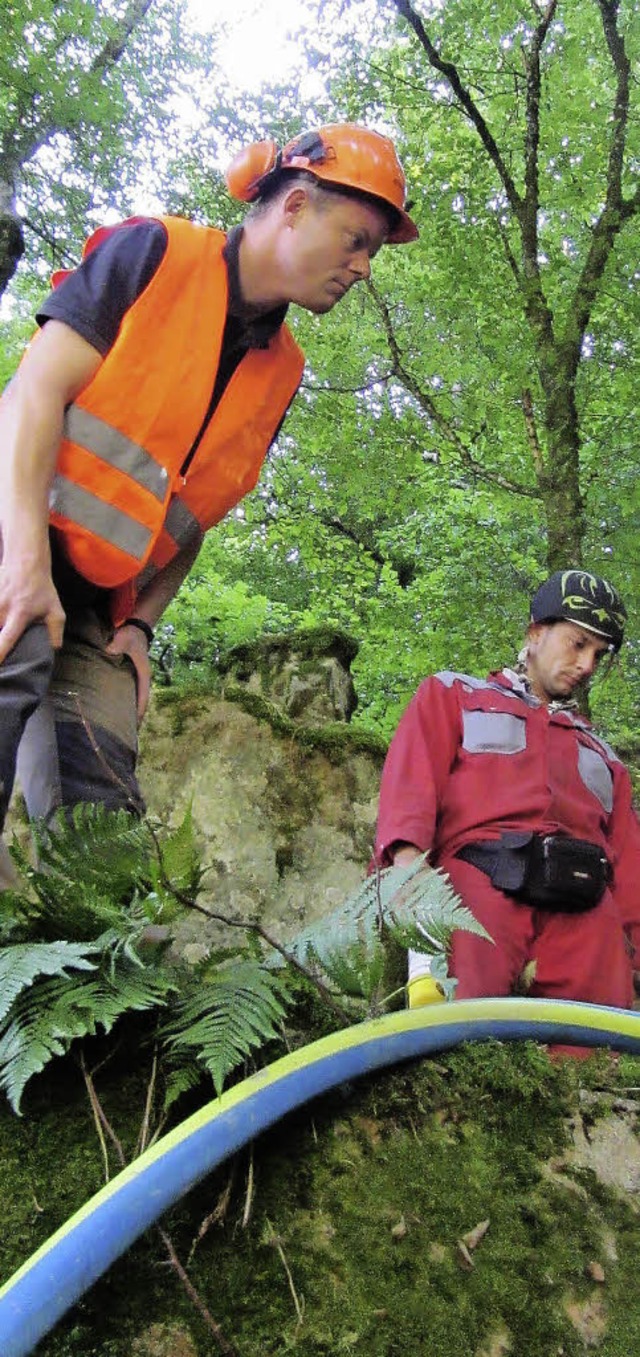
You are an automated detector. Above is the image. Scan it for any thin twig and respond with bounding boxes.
[241,1146,255,1229]
[147,823,352,1024]
[82,1052,236,1348]
[136,1046,159,1157]
[81,1053,126,1173]
[81,1058,110,1182]
[72,695,140,812]
[158,1226,240,1356]
[188,1166,237,1265]
[265,1218,304,1327]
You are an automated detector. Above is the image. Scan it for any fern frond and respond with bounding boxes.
[161,961,289,1096]
[150,805,204,907]
[316,940,387,1002]
[0,940,100,1025]
[0,957,178,1114]
[288,859,491,982]
[16,805,155,941]
[5,805,195,947]
[162,1060,205,1114]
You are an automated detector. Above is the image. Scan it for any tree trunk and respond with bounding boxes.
[0,176,24,299]
[538,355,585,569]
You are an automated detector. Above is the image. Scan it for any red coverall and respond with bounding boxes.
[375,670,640,1007]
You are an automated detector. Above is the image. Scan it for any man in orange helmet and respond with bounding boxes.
[0,125,417,851]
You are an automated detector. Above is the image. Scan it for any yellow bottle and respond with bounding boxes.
[407,975,445,1008]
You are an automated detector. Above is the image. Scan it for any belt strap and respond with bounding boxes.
[457,834,531,892]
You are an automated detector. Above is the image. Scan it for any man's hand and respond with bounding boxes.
[106,623,152,722]
[0,558,66,663]
[393,844,426,871]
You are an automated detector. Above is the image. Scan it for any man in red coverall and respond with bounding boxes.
[374,570,640,1012]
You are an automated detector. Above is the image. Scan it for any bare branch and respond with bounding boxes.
[367,281,540,500]
[300,374,391,396]
[492,214,523,287]
[146,823,353,1024]
[23,215,76,267]
[521,2,557,262]
[564,0,637,358]
[390,0,523,214]
[91,0,155,73]
[158,1227,240,1357]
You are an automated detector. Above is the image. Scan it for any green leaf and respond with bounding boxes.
[0,958,177,1114]
[0,940,99,1025]
[161,961,289,1096]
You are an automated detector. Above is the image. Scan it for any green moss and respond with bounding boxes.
[4,1040,640,1356]
[220,684,387,764]
[219,627,360,674]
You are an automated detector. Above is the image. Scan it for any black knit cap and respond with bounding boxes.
[530,570,627,652]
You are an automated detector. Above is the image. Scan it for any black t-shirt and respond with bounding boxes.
[37,220,169,354]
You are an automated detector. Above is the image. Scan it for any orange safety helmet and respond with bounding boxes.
[225,123,418,244]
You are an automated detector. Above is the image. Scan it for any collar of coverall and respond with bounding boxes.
[503,665,579,715]
[223,224,289,349]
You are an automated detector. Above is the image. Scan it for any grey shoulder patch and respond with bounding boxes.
[567,716,621,766]
[435,671,491,691]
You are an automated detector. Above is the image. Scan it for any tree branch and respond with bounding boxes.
[390,0,556,354]
[563,0,637,363]
[521,2,557,263]
[521,388,545,476]
[91,0,155,73]
[158,1227,240,1357]
[390,0,523,214]
[367,280,540,500]
[318,514,417,587]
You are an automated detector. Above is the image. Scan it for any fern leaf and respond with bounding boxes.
[0,958,178,1114]
[162,961,289,1096]
[151,805,203,903]
[318,940,387,1002]
[288,858,491,981]
[162,1060,205,1114]
[0,941,99,1025]
[25,805,156,940]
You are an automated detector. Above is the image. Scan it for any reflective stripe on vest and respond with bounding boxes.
[64,406,169,502]
[164,495,201,546]
[135,496,202,591]
[50,475,153,561]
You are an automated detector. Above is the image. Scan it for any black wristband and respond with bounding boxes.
[119,617,154,646]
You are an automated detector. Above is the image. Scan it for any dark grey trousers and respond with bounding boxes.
[1,610,145,836]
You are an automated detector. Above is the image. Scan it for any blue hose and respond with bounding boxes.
[2,996,640,1356]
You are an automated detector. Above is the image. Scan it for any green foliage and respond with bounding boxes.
[0,955,178,1116]
[0,812,493,1115]
[161,960,289,1096]
[6,803,181,942]
[0,938,99,1023]
[147,0,639,742]
[0,805,283,1113]
[289,856,492,1007]
[0,0,220,297]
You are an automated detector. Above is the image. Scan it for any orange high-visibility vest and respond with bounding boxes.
[47,216,304,610]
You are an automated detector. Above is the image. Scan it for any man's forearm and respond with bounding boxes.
[0,322,103,559]
[129,531,205,629]
[0,380,64,563]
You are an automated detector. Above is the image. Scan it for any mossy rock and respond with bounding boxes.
[4,1040,640,1355]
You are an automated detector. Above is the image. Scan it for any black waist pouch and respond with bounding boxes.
[521,835,610,913]
[458,834,610,913]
